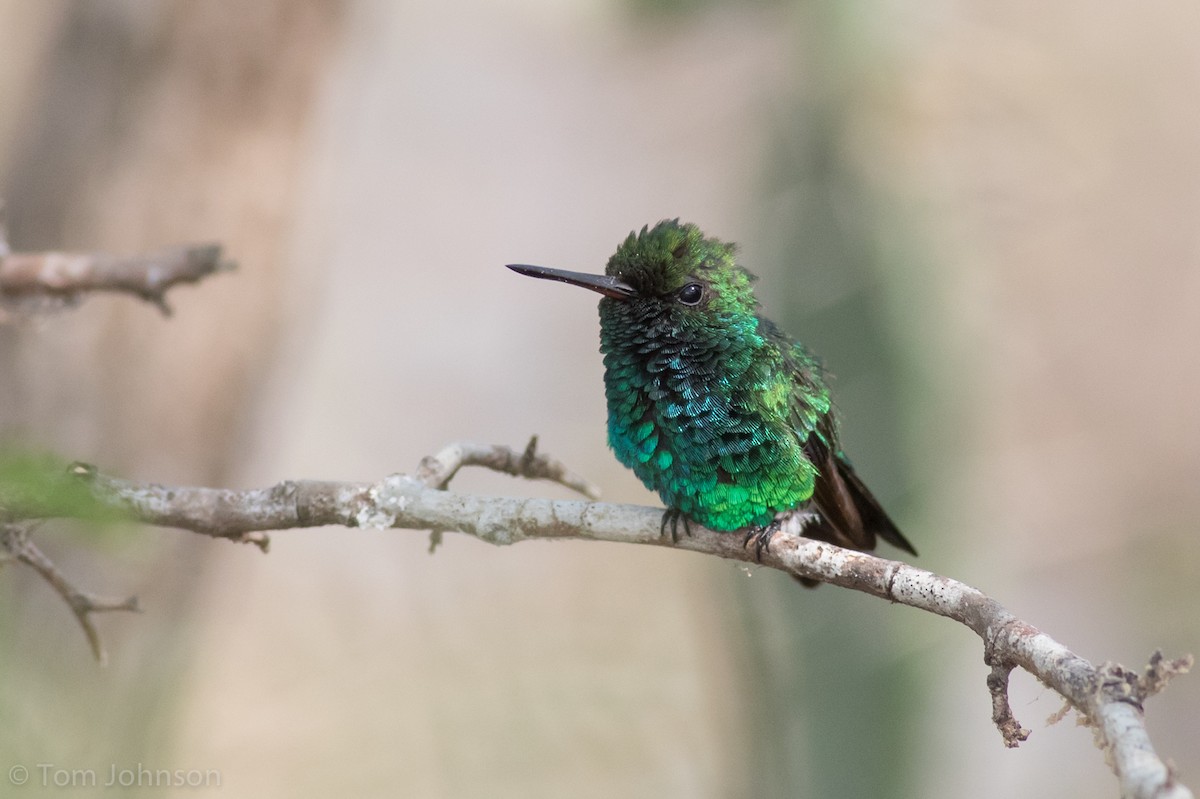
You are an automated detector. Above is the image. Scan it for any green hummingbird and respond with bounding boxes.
[507,219,916,574]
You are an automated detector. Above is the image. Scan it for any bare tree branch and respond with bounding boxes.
[0,241,233,316]
[3,444,1193,799]
[1,522,140,665]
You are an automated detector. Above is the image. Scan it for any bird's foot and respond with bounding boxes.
[659,508,693,543]
[742,521,782,562]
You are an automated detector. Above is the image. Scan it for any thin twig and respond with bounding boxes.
[1,444,1192,798]
[0,523,140,664]
[415,436,602,498]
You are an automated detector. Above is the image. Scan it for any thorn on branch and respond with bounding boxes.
[1,523,140,665]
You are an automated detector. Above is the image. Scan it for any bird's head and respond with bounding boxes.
[507,219,761,334]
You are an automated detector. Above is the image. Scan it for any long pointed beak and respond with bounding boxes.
[506,264,637,300]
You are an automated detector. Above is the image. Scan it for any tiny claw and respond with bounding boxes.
[742,522,779,562]
[659,508,693,543]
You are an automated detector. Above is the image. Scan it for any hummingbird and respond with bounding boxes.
[507,219,916,578]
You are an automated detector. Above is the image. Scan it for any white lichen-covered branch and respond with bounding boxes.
[2,441,1192,799]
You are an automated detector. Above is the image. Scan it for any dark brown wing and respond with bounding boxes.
[771,330,916,585]
[790,417,916,587]
[803,422,917,556]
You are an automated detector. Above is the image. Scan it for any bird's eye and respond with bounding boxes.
[677,283,704,306]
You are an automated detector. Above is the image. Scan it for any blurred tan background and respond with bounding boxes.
[1,1,1197,797]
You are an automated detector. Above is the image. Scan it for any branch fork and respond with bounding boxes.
[1,522,140,665]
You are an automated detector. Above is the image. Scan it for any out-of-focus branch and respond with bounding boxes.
[0,199,9,258]
[0,240,233,316]
[4,443,1193,799]
[0,522,140,665]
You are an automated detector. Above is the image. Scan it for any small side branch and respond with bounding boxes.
[1,523,139,665]
[3,444,1193,798]
[415,436,601,498]
[0,242,234,316]
[986,661,1031,747]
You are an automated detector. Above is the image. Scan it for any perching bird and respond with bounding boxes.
[508,220,915,579]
